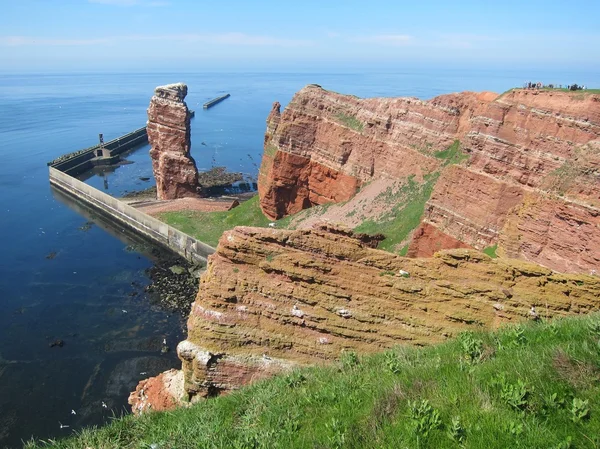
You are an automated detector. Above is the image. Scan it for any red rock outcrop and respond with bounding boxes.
[132,224,600,409]
[129,369,184,414]
[147,83,200,200]
[260,86,600,273]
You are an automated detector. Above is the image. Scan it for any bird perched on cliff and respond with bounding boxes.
[529,306,539,320]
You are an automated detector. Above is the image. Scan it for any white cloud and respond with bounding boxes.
[0,36,110,46]
[352,34,414,46]
[88,0,169,6]
[434,34,502,49]
[0,33,313,48]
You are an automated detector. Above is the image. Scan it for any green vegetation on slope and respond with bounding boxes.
[434,140,469,166]
[158,196,271,247]
[159,140,468,254]
[353,140,468,254]
[27,314,600,449]
[483,244,498,258]
[335,112,364,132]
[354,173,439,253]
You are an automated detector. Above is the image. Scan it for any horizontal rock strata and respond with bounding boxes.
[260,85,600,273]
[129,225,599,408]
[147,83,200,200]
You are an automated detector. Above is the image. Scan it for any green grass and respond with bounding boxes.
[354,174,439,253]
[539,88,600,95]
[483,244,498,259]
[335,112,364,132]
[499,87,600,100]
[27,314,600,449]
[264,142,278,157]
[158,196,271,247]
[434,140,468,166]
[353,141,469,253]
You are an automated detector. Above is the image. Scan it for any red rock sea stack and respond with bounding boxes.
[147,83,200,200]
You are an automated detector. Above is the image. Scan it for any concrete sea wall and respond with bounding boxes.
[49,127,148,176]
[49,167,215,263]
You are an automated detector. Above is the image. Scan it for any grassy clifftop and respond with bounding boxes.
[28,314,600,449]
[158,196,271,248]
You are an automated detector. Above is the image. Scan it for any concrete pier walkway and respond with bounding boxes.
[203,94,230,109]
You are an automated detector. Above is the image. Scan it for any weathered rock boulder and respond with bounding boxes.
[259,85,600,273]
[147,83,200,200]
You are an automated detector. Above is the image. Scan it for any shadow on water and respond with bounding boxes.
[51,185,161,254]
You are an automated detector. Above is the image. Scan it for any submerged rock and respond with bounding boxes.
[49,339,64,348]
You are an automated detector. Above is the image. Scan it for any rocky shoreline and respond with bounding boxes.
[124,244,204,316]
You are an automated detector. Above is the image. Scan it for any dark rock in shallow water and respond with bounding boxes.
[121,185,157,200]
[169,265,186,275]
[78,221,94,232]
[49,339,64,348]
[104,356,176,398]
[198,166,243,188]
[144,248,204,315]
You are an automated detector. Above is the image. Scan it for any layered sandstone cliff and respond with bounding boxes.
[148,83,200,200]
[259,86,600,273]
[130,224,600,410]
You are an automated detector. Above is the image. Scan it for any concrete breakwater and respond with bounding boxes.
[49,167,215,263]
[48,126,215,264]
[48,127,148,176]
[203,93,230,109]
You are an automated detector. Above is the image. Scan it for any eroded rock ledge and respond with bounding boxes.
[130,225,600,411]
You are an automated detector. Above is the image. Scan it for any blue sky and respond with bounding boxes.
[1,0,599,72]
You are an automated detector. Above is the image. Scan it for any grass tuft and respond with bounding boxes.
[483,244,498,258]
[335,112,364,132]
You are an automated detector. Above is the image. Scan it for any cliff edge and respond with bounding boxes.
[130,224,600,410]
[259,86,600,274]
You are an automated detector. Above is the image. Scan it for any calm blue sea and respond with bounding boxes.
[0,68,598,447]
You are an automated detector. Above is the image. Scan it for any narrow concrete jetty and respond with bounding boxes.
[47,127,148,176]
[48,125,215,263]
[203,93,230,109]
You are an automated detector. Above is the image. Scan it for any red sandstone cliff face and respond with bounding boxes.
[148,83,200,200]
[259,86,600,273]
[130,224,600,410]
